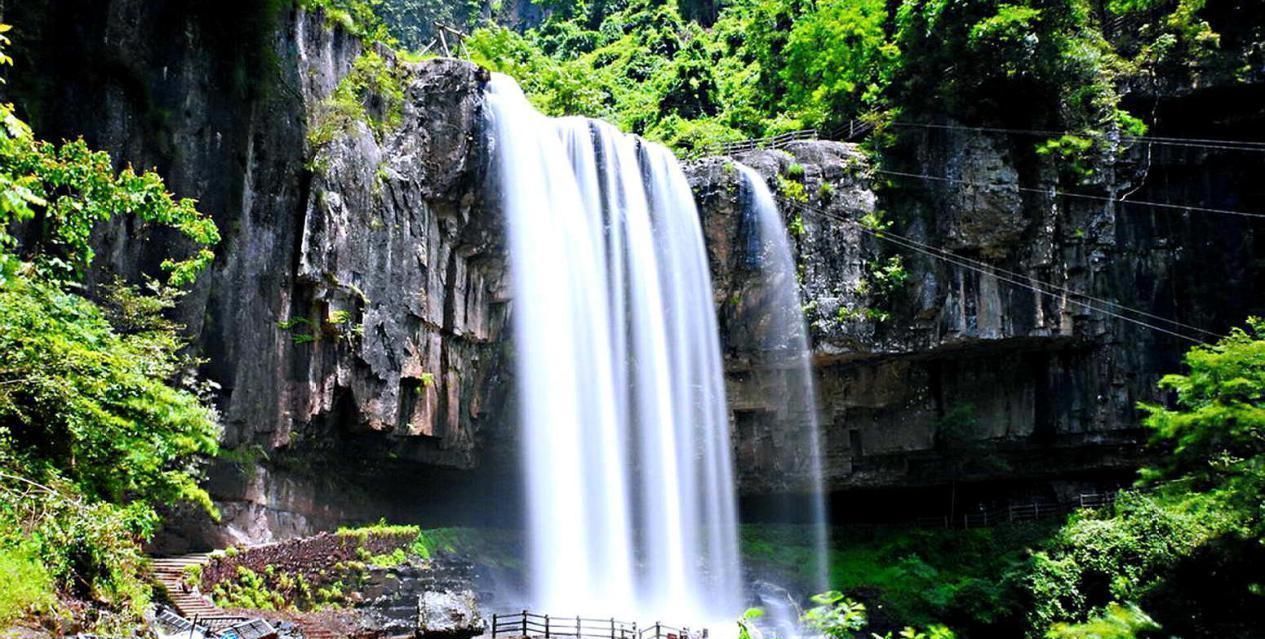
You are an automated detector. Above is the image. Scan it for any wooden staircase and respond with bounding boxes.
[151,553,221,619]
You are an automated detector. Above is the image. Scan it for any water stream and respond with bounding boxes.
[735,166,830,611]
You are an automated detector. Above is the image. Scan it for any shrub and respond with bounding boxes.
[0,25,220,627]
[0,543,54,627]
[309,50,409,151]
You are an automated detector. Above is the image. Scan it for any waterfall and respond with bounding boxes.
[735,166,829,596]
[485,74,742,622]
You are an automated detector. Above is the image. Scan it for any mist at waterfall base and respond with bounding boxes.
[485,74,827,629]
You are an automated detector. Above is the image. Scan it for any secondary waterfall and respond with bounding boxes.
[735,167,829,595]
[485,74,742,621]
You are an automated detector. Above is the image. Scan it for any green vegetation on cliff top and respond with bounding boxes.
[449,0,1237,156]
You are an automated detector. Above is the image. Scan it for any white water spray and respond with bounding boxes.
[485,74,742,622]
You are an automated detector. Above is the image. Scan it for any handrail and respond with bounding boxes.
[491,611,706,639]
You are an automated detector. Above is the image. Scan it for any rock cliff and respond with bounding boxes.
[1,0,514,546]
[685,114,1264,497]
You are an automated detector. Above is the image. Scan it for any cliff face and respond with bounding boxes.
[1,0,514,546]
[685,113,1264,494]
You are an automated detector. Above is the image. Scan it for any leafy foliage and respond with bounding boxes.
[1140,318,1265,530]
[0,279,220,511]
[1045,603,1159,639]
[0,25,221,629]
[309,50,409,152]
[451,0,1235,157]
[0,541,54,627]
[778,0,895,130]
[1020,318,1265,637]
[1023,491,1218,633]
[0,111,218,287]
[797,589,956,639]
[802,591,867,639]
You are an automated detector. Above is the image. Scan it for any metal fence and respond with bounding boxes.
[906,490,1126,529]
[491,611,706,639]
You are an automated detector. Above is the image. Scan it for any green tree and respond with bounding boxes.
[1022,318,1265,637]
[779,0,896,129]
[0,24,221,627]
[1140,317,1265,532]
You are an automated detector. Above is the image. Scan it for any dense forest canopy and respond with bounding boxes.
[451,0,1240,156]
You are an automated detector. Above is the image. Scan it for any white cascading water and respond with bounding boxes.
[485,74,742,622]
[735,166,830,595]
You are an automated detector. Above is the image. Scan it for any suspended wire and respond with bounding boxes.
[881,121,1265,153]
[873,169,1265,221]
[781,198,1221,340]
[777,198,1213,344]
[788,200,1209,344]
[719,129,1265,220]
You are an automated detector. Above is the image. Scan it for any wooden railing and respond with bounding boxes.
[686,116,877,159]
[910,490,1125,529]
[688,129,818,158]
[491,611,707,639]
[418,21,470,59]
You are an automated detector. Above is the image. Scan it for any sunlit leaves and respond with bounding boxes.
[0,106,219,287]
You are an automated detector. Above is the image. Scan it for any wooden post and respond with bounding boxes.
[545,615,551,638]
[523,610,528,637]
[610,618,616,639]
[656,622,661,639]
[493,614,499,638]
[577,616,582,638]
